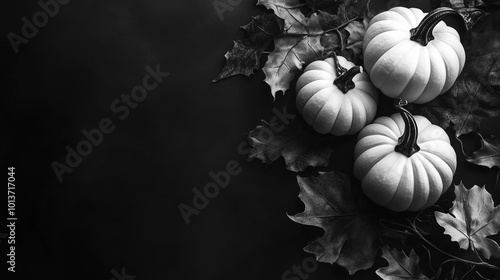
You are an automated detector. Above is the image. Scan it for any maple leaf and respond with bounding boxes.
[261,11,332,96]
[408,12,500,139]
[214,14,284,82]
[248,116,334,172]
[216,0,360,96]
[288,171,385,274]
[258,0,355,96]
[467,135,500,168]
[376,245,429,280]
[434,183,500,259]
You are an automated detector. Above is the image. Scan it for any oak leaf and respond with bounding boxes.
[258,0,354,96]
[214,14,284,81]
[376,245,429,280]
[248,116,334,172]
[288,171,385,274]
[467,135,500,168]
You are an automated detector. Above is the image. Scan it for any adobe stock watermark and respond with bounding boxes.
[282,257,318,280]
[0,232,7,243]
[110,267,135,280]
[282,239,327,280]
[178,106,295,225]
[212,0,243,21]
[7,0,71,54]
[51,64,170,183]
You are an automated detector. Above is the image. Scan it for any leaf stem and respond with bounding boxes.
[409,221,500,272]
[275,17,360,38]
[323,17,359,34]
[381,219,500,272]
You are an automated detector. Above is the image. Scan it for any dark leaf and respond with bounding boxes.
[214,14,284,82]
[449,0,487,8]
[317,6,353,31]
[467,135,500,169]
[248,116,334,172]
[305,0,335,12]
[261,18,326,96]
[376,245,429,280]
[344,16,370,63]
[258,0,356,96]
[258,0,314,34]
[457,8,488,30]
[435,182,500,259]
[321,29,348,56]
[288,171,386,274]
[305,0,363,18]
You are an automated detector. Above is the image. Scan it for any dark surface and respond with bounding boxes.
[2,1,499,280]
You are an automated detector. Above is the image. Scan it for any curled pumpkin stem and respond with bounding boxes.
[394,99,420,157]
[331,52,361,93]
[410,7,464,46]
[334,66,361,93]
[331,51,347,76]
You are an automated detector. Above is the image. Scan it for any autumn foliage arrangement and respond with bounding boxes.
[215,0,500,279]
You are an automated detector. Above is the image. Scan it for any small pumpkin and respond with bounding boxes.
[353,99,456,212]
[296,54,379,136]
[363,7,466,104]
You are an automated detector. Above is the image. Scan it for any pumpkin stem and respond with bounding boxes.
[331,51,347,76]
[331,50,360,93]
[394,99,420,157]
[334,66,361,93]
[409,7,463,46]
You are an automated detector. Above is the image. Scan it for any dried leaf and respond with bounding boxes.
[214,14,284,82]
[457,8,488,30]
[262,33,326,96]
[317,6,354,30]
[305,0,334,12]
[434,182,500,259]
[259,11,331,96]
[321,28,348,56]
[258,0,312,34]
[288,171,385,274]
[449,0,487,8]
[248,116,334,172]
[376,245,429,280]
[216,0,360,96]
[467,135,500,168]
[258,0,354,96]
[305,0,362,19]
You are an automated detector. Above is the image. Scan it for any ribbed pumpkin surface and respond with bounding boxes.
[296,56,378,135]
[353,113,456,211]
[363,7,465,104]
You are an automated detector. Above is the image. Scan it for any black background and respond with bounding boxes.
[2,0,500,280]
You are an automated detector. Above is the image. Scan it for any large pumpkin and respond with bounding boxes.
[353,99,456,212]
[296,54,379,136]
[363,7,465,104]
